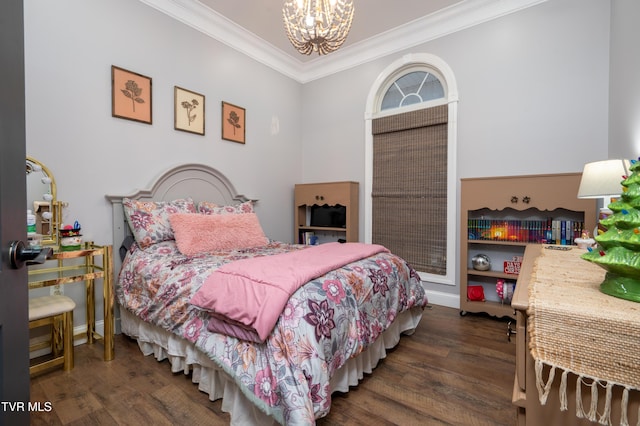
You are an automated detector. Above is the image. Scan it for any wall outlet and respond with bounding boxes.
[50,284,63,296]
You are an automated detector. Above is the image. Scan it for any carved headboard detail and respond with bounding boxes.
[106,163,253,273]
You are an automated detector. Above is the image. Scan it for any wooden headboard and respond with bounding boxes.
[105,163,252,274]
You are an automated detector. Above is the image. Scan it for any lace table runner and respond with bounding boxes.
[528,247,640,424]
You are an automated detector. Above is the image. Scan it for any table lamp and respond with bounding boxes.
[580,157,640,302]
[577,159,630,235]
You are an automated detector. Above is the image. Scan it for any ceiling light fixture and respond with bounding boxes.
[282,0,355,56]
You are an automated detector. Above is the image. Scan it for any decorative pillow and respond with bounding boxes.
[169,212,268,255]
[123,198,196,249]
[198,200,254,215]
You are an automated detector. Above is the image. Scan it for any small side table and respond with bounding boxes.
[28,242,114,361]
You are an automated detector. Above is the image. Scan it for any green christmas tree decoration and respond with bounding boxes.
[581,157,640,302]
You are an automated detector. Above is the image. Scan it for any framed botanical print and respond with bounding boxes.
[174,86,205,135]
[221,101,245,144]
[111,65,152,124]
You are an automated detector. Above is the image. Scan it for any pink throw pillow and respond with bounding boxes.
[169,212,268,256]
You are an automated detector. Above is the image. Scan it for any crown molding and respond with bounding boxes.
[137,0,306,81]
[138,0,548,84]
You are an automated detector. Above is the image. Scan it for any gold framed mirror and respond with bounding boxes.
[26,156,63,246]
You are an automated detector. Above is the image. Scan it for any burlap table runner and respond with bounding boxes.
[529,247,640,424]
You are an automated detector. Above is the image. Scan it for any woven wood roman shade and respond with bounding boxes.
[372,105,448,275]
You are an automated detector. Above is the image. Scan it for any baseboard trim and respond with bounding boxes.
[424,289,460,310]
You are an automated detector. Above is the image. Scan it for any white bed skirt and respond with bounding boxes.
[120,307,424,425]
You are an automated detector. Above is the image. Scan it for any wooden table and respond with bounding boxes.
[512,244,640,425]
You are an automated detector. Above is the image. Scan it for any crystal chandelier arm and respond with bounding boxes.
[283,0,354,55]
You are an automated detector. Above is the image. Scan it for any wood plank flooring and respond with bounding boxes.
[29,305,516,425]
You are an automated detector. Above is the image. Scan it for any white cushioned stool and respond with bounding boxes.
[29,295,75,375]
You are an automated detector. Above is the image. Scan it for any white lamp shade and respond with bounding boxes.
[577,159,631,199]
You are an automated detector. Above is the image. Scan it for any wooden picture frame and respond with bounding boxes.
[221,101,245,144]
[174,86,205,135]
[111,66,152,124]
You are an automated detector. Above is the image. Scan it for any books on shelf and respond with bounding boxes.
[467,218,584,245]
[300,231,319,245]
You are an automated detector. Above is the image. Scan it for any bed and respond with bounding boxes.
[106,163,428,425]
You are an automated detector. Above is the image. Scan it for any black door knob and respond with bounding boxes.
[8,241,53,269]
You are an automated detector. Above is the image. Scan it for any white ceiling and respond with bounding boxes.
[138,0,548,82]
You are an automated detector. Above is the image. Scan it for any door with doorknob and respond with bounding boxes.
[0,0,31,424]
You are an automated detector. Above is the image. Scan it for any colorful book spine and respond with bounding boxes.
[468,217,584,245]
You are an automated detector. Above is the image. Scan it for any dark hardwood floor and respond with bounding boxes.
[29,305,516,425]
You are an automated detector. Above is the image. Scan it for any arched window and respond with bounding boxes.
[365,54,458,289]
[380,70,445,110]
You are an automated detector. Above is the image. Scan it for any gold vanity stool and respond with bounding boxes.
[28,295,75,375]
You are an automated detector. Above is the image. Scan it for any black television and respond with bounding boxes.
[310,205,346,228]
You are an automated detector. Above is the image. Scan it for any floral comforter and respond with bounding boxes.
[117,240,428,424]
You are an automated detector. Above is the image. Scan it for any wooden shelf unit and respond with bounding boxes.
[294,181,359,244]
[460,173,596,319]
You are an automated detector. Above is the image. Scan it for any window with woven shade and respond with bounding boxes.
[365,54,458,286]
[372,105,448,275]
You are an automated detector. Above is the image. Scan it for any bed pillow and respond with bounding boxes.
[123,198,196,249]
[169,212,268,255]
[198,200,254,215]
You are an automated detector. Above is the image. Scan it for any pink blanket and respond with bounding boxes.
[190,242,389,342]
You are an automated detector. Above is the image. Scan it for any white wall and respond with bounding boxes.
[609,0,640,158]
[24,0,303,249]
[301,0,611,196]
[300,0,611,302]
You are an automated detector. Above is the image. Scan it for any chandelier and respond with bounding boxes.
[282,0,355,56]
